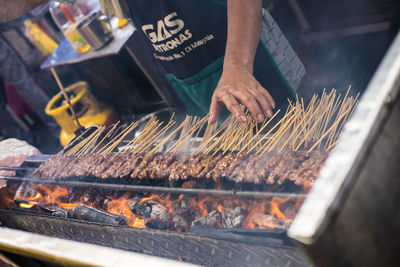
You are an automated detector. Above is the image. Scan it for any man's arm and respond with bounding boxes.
[209,0,275,124]
[0,0,47,23]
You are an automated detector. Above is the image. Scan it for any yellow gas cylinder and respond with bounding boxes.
[45,81,119,146]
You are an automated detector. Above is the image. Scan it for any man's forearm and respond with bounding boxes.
[224,0,263,72]
[0,0,47,23]
[209,0,274,124]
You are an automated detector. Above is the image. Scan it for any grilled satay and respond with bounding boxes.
[198,154,223,179]
[168,154,192,181]
[139,153,164,179]
[293,151,328,187]
[221,152,247,179]
[154,153,177,179]
[131,153,156,179]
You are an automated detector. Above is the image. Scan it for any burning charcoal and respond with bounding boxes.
[250,213,292,230]
[145,203,172,230]
[278,199,299,219]
[42,205,68,218]
[131,202,152,218]
[15,182,37,200]
[70,204,128,226]
[68,187,83,203]
[128,196,142,211]
[221,206,246,229]
[190,210,221,230]
[173,215,189,232]
[171,198,195,222]
[83,189,99,203]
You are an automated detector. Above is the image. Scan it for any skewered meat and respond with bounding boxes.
[34,151,328,188]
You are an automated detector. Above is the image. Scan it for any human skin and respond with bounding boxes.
[209,0,275,124]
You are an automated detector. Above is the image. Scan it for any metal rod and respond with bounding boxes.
[0,175,306,199]
[0,167,35,172]
[50,67,83,129]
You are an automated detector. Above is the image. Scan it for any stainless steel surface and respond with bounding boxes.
[54,0,76,4]
[288,31,400,266]
[77,12,113,50]
[41,19,134,69]
[0,227,194,266]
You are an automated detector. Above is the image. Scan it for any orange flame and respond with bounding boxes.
[19,202,35,209]
[270,197,289,219]
[106,193,145,228]
[13,183,304,231]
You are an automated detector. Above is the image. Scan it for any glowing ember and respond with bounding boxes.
[19,202,34,209]
[270,197,289,219]
[13,183,304,232]
[58,202,82,209]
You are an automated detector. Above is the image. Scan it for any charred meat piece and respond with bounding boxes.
[275,151,310,185]
[90,154,113,179]
[198,154,223,179]
[257,153,285,184]
[131,153,156,179]
[138,153,164,179]
[221,152,247,179]
[189,154,209,178]
[34,154,64,178]
[72,154,96,177]
[58,156,80,178]
[293,151,328,189]
[101,153,132,179]
[230,154,259,183]
[208,153,235,182]
[154,153,177,179]
[87,154,111,178]
[179,154,205,180]
[168,154,192,181]
[119,153,144,178]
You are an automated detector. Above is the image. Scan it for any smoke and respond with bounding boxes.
[271,0,400,98]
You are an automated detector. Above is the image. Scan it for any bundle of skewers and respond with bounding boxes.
[34,88,359,190]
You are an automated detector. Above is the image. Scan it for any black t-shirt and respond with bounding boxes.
[127,0,228,79]
[126,0,295,117]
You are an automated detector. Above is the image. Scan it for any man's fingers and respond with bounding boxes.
[220,94,247,122]
[253,91,273,118]
[234,90,265,123]
[209,96,223,124]
[261,86,276,109]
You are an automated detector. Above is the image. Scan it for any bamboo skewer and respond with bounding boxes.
[106,122,139,156]
[60,87,359,162]
[62,127,91,155]
[92,122,120,154]
[307,103,355,152]
[76,127,104,156]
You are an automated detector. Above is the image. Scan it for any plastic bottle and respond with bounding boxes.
[49,0,90,54]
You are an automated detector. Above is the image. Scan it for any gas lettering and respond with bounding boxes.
[142,12,193,52]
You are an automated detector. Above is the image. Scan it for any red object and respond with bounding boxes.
[60,4,76,23]
[4,82,33,116]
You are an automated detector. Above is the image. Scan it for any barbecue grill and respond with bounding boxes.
[0,153,310,266]
[0,32,399,267]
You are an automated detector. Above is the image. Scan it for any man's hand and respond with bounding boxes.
[209,64,275,124]
[208,0,275,124]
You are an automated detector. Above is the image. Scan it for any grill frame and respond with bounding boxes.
[288,31,400,267]
[0,209,308,266]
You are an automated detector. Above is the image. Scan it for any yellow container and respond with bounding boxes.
[45,81,118,146]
